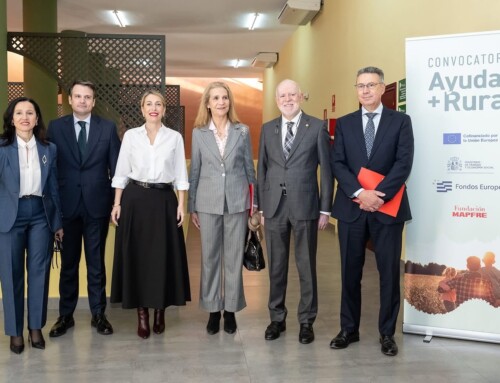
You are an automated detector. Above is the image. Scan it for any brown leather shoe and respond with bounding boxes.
[153,309,165,334]
[137,307,150,339]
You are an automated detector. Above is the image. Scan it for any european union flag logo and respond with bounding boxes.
[443,133,461,144]
[436,181,453,193]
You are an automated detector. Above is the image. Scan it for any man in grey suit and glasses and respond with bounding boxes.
[257,79,333,344]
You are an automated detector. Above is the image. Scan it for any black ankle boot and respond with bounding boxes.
[223,311,237,334]
[206,312,221,335]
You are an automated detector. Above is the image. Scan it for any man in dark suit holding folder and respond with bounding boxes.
[330,67,414,356]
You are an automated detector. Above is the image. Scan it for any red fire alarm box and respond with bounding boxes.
[328,118,336,140]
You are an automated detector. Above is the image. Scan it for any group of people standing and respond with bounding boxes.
[0,65,414,358]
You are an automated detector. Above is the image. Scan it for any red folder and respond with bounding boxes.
[355,167,404,217]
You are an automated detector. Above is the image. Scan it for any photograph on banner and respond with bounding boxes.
[404,30,500,342]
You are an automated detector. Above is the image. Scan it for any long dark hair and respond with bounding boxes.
[1,97,48,146]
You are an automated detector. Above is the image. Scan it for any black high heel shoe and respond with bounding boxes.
[10,336,25,354]
[28,329,46,350]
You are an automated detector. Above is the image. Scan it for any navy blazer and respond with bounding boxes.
[47,114,120,220]
[331,107,414,224]
[0,139,62,233]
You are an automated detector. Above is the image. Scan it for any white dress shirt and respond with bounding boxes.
[17,135,42,197]
[112,124,189,190]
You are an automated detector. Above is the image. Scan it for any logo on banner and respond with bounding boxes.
[447,157,462,171]
[436,180,452,192]
[447,157,495,173]
[443,133,461,144]
[462,133,499,144]
[451,205,487,218]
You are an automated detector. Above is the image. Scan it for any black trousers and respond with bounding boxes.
[338,212,403,336]
[58,200,110,316]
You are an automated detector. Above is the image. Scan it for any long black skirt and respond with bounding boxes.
[111,182,191,309]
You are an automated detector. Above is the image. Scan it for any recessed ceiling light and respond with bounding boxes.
[112,10,126,28]
[248,13,259,30]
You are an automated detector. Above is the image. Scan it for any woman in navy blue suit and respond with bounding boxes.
[0,97,63,354]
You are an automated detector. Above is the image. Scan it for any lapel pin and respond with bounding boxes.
[42,155,47,165]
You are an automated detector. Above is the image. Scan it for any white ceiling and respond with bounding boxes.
[6,0,299,79]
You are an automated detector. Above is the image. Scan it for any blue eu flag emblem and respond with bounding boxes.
[443,133,461,144]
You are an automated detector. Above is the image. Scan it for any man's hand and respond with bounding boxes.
[357,189,385,212]
[318,213,329,230]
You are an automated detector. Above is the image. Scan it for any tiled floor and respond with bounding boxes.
[0,222,498,382]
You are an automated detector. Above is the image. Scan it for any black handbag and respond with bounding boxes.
[243,228,265,271]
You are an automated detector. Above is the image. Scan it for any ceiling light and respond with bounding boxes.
[112,10,126,28]
[248,13,259,30]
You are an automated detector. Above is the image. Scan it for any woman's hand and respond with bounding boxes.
[54,228,64,242]
[177,206,185,227]
[111,205,121,226]
[191,212,200,230]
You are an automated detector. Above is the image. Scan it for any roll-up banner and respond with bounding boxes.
[404,31,500,343]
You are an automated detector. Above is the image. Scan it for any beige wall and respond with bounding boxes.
[263,0,500,121]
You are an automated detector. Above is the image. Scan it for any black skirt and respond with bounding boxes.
[111,182,191,309]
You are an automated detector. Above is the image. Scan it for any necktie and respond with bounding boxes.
[283,121,294,159]
[77,121,87,158]
[364,113,377,157]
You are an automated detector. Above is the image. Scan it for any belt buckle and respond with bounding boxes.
[141,181,150,188]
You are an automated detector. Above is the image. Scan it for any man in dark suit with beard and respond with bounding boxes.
[257,79,333,344]
[330,67,414,356]
[47,80,120,337]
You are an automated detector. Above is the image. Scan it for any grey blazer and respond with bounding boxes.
[188,122,256,215]
[257,112,333,220]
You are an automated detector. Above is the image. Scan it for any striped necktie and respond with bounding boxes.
[283,121,294,159]
[364,113,376,157]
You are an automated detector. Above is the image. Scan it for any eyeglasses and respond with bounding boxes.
[354,82,381,90]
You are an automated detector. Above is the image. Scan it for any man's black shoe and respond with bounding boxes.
[299,323,315,344]
[380,335,398,356]
[91,313,113,335]
[264,320,286,340]
[49,315,75,338]
[329,329,360,349]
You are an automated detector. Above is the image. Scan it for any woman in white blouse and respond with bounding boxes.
[188,82,257,335]
[110,90,190,339]
[0,97,63,354]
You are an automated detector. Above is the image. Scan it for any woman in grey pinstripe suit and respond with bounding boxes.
[188,82,257,335]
